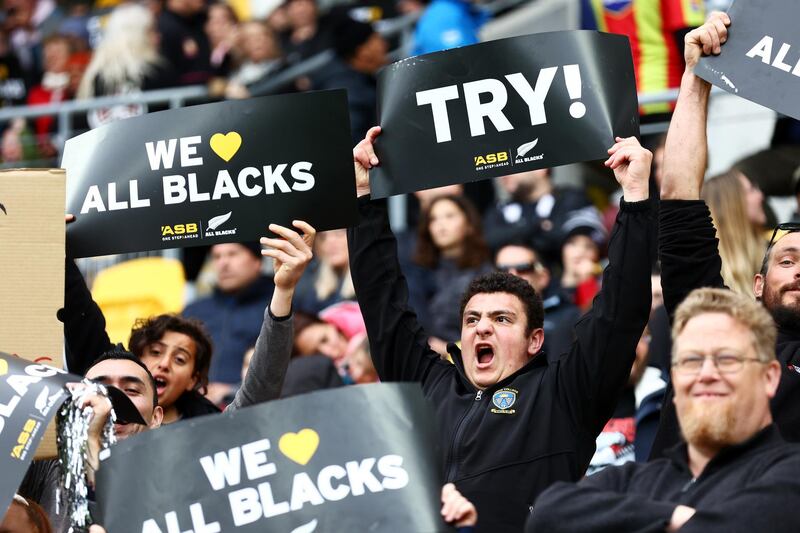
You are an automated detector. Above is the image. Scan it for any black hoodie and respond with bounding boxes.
[347,196,654,533]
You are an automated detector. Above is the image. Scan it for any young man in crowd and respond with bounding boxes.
[651,11,800,455]
[350,129,655,532]
[527,288,800,532]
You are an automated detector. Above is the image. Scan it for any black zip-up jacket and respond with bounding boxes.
[528,425,800,532]
[650,201,800,457]
[347,197,654,532]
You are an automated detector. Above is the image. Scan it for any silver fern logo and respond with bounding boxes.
[207,211,232,230]
[516,139,539,158]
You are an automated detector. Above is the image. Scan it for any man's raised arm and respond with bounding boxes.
[659,12,730,315]
[347,127,451,383]
[557,137,655,447]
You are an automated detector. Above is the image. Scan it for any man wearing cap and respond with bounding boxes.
[183,242,274,402]
[651,11,800,455]
[528,288,800,533]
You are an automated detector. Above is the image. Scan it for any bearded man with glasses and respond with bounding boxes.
[527,288,800,533]
[649,11,800,457]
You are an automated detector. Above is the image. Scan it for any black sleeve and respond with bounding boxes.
[347,197,452,384]
[61,258,113,375]
[679,455,800,533]
[650,200,725,459]
[659,199,724,319]
[527,464,675,533]
[556,199,655,443]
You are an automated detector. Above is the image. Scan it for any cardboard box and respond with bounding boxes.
[0,169,66,458]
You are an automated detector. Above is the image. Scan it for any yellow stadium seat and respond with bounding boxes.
[91,257,186,345]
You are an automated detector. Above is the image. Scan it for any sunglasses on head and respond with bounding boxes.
[497,262,539,275]
[767,222,800,250]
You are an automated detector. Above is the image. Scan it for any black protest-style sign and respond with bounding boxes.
[370,31,639,199]
[63,90,359,258]
[0,352,73,517]
[95,383,449,533]
[697,0,800,121]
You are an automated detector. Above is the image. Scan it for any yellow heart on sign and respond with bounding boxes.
[209,131,242,162]
[0,358,7,376]
[279,428,320,466]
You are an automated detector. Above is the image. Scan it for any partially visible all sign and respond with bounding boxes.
[370,30,639,199]
[63,90,359,258]
[697,0,800,120]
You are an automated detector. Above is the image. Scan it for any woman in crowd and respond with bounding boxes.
[204,2,239,79]
[410,194,491,350]
[559,208,607,310]
[77,3,173,127]
[702,170,766,295]
[224,21,284,98]
[293,229,356,315]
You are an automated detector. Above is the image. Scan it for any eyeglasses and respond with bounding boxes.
[497,262,540,275]
[672,353,767,375]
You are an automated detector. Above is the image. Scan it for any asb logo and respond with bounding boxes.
[492,389,516,410]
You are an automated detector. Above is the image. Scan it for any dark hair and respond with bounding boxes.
[90,346,159,409]
[10,496,52,533]
[128,314,213,393]
[459,272,544,334]
[414,194,489,269]
[292,311,324,357]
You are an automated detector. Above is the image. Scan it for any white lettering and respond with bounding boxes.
[290,472,325,511]
[263,164,291,194]
[129,180,151,208]
[463,78,513,137]
[317,465,350,501]
[107,182,128,211]
[241,439,275,481]
[237,167,263,197]
[229,487,262,526]
[506,68,557,127]
[212,170,240,200]
[80,185,106,214]
[290,162,315,192]
[377,454,409,490]
[163,175,187,205]
[180,136,204,167]
[188,173,210,202]
[345,458,383,496]
[259,481,290,518]
[746,35,773,64]
[199,447,241,491]
[416,85,460,143]
[145,139,177,171]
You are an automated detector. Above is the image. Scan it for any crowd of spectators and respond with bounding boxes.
[5,1,800,532]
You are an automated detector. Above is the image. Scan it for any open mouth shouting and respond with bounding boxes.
[153,375,168,398]
[475,343,495,369]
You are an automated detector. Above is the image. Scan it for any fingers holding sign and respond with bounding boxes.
[605,136,652,203]
[353,126,381,198]
[684,11,731,70]
[262,221,316,317]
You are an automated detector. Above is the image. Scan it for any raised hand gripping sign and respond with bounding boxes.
[697,0,800,121]
[95,383,450,532]
[370,30,639,198]
[63,90,358,258]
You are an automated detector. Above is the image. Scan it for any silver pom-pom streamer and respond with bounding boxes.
[57,380,117,533]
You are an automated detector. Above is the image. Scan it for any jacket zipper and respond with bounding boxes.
[445,389,484,482]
